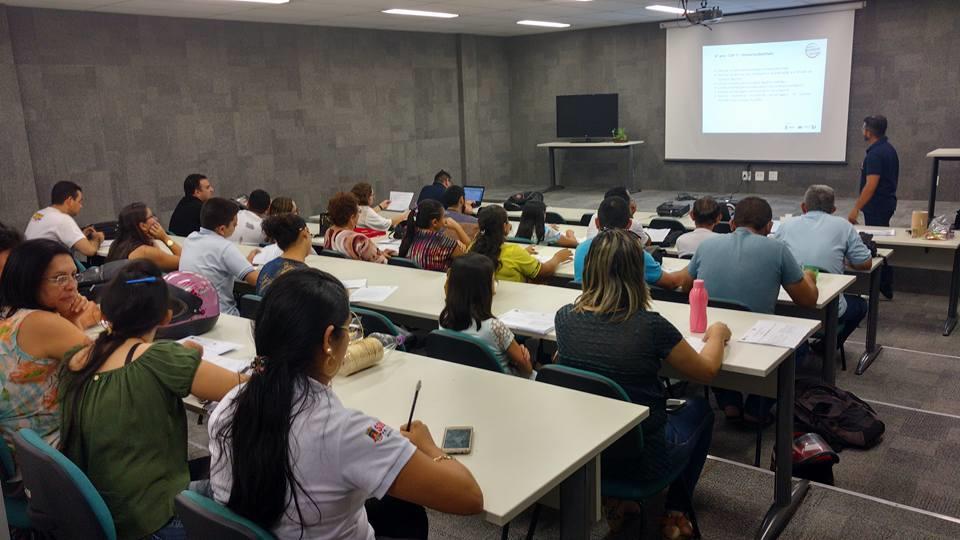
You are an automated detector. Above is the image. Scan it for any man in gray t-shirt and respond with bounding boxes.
[679,197,818,422]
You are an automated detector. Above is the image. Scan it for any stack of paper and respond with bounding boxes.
[738,320,810,347]
[350,286,398,302]
[177,336,241,356]
[498,309,555,335]
[386,192,414,212]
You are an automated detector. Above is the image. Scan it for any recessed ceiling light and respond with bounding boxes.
[382,9,459,18]
[517,20,571,28]
[223,0,290,3]
[645,5,691,15]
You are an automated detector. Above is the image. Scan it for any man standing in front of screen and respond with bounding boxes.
[848,115,898,299]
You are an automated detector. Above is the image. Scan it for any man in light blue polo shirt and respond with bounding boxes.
[776,185,872,345]
[679,197,819,423]
[180,197,260,316]
[574,195,682,290]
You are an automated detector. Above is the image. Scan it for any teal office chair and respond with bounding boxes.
[387,257,422,269]
[13,429,116,540]
[317,248,347,259]
[506,235,534,245]
[0,439,31,531]
[351,307,408,351]
[175,491,274,540]
[424,329,507,374]
[536,365,701,538]
[239,294,262,320]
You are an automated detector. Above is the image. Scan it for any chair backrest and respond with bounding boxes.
[714,222,732,234]
[536,365,643,458]
[679,253,693,260]
[387,256,422,269]
[648,218,687,233]
[424,329,507,374]
[709,296,752,312]
[352,307,401,338]
[239,294,262,320]
[579,213,593,226]
[506,235,534,245]
[545,212,565,225]
[0,439,15,482]
[13,429,116,540]
[318,248,347,259]
[175,491,274,540]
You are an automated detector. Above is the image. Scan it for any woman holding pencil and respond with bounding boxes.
[208,268,483,540]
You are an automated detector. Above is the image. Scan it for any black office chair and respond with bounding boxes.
[239,294,262,321]
[424,329,507,374]
[506,236,534,245]
[317,248,347,259]
[536,365,701,539]
[387,257,422,269]
[679,253,694,260]
[13,429,117,540]
[175,491,273,540]
[648,218,687,233]
[545,212,565,225]
[579,213,593,226]
[714,222,732,234]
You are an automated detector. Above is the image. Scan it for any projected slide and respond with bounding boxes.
[702,39,828,134]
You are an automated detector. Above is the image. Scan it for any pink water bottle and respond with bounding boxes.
[689,279,709,333]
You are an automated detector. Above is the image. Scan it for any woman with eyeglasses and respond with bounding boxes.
[106,202,182,272]
[0,239,94,448]
[210,269,483,539]
[59,259,243,540]
[256,214,312,296]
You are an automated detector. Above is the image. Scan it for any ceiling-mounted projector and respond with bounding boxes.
[687,5,723,25]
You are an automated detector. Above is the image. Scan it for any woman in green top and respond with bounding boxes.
[59,260,243,540]
[470,205,571,283]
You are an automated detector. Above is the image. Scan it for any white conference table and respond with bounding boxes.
[480,202,696,231]
[857,226,960,336]
[198,314,648,539]
[241,254,818,539]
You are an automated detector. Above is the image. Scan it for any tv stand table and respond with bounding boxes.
[537,141,645,193]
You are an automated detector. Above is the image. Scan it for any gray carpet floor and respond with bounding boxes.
[186,190,960,537]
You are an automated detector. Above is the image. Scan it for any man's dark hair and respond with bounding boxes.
[442,185,466,209]
[51,181,82,205]
[597,196,631,230]
[434,169,451,184]
[733,197,773,231]
[691,196,721,226]
[200,197,241,230]
[183,174,208,197]
[0,222,23,253]
[864,115,888,138]
[603,186,631,203]
[247,189,271,214]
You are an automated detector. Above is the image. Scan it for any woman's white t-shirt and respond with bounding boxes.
[357,206,392,232]
[208,379,417,540]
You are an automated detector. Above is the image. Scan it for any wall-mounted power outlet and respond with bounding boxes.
[742,170,751,181]
[768,171,779,181]
[755,171,765,182]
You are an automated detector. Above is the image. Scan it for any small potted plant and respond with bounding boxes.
[612,127,628,143]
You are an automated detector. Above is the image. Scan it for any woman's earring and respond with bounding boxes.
[326,348,333,354]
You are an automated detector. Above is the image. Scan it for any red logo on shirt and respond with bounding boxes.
[366,421,386,443]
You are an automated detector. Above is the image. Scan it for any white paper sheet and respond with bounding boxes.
[377,238,402,249]
[341,279,368,289]
[350,286,398,302]
[771,220,781,234]
[386,191,414,212]
[497,308,555,335]
[204,354,251,373]
[178,336,241,356]
[646,228,671,243]
[856,228,895,237]
[737,320,810,347]
[685,337,707,353]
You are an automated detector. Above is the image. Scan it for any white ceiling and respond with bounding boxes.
[3,0,847,36]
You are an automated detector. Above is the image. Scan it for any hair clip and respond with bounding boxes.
[100,319,113,335]
[126,277,158,285]
[252,355,269,374]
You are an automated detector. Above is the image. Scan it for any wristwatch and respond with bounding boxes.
[165,239,174,248]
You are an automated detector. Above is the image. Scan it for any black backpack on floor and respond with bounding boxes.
[503,191,544,211]
[794,379,885,450]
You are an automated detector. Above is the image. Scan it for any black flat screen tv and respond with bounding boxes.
[556,94,619,139]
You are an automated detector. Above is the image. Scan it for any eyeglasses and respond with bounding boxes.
[45,273,80,288]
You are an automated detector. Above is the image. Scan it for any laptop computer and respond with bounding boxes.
[463,185,485,208]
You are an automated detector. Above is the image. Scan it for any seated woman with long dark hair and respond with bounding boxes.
[0,240,93,447]
[256,214,312,295]
[554,229,731,540]
[398,199,469,272]
[470,206,571,283]
[106,202,182,271]
[515,201,578,248]
[59,260,242,540]
[209,269,483,539]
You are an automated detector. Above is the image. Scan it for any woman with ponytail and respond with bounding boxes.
[515,200,579,248]
[397,199,468,271]
[209,269,483,539]
[59,259,243,540]
[470,206,572,283]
